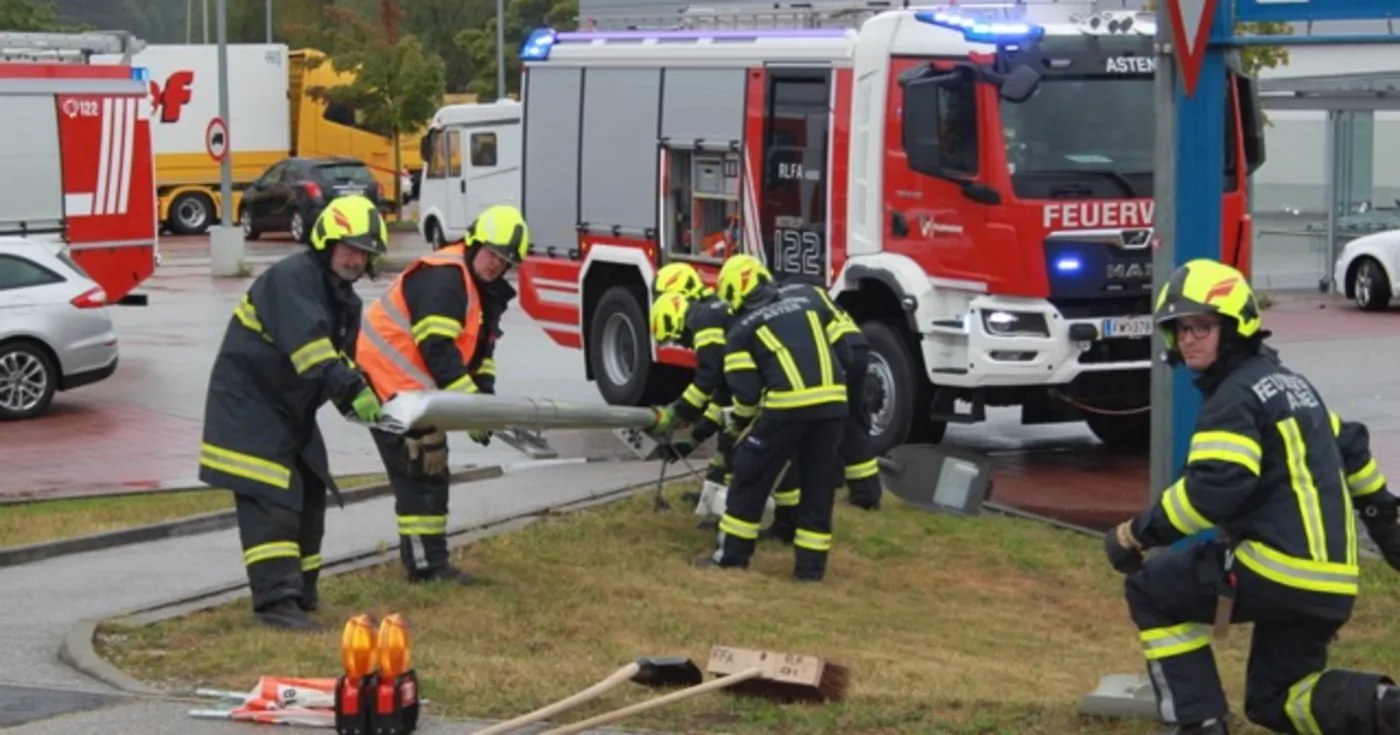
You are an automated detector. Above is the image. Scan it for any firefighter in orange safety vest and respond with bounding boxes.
[355,204,528,586]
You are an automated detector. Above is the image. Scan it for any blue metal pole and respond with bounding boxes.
[1167,0,1232,549]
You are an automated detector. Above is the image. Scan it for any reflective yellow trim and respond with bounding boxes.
[397,515,448,536]
[475,357,496,376]
[681,384,710,410]
[756,326,805,390]
[1235,540,1359,596]
[724,351,756,372]
[1347,458,1386,498]
[1139,623,1211,660]
[411,315,463,343]
[243,541,300,567]
[807,311,833,387]
[732,401,759,419]
[1277,418,1328,562]
[301,554,323,572]
[845,458,879,481]
[825,318,860,343]
[694,327,725,348]
[794,529,832,552]
[719,513,760,540]
[773,489,801,507]
[703,403,725,424]
[1329,411,1341,437]
[1285,672,1324,735]
[1161,478,1214,536]
[445,373,479,394]
[762,385,846,411]
[1188,430,1262,475]
[290,337,337,374]
[199,443,291,490]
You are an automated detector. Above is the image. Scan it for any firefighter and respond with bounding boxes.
[689,254,854,581]
[356,204,528,586]
[199,194,387,631]
[1101,258,1400,735]
[650,262,734,499]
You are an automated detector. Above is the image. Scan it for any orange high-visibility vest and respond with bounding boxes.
[356,243,482,401]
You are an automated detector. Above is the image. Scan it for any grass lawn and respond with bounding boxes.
[0,473,388,549]
[96,487,1400,734]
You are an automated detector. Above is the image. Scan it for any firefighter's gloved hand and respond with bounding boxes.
[405,428,449,478]
[469,428,492,447]
[1104,520,1145,575]
[1369,521,1400,573]
[351,387,382,423]
[664,437,697,464]
[651,405,680,438]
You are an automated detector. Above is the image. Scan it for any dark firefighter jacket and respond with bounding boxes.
[199,250,368,512]
[777,281,869,368]
[401,261,515,394]
[723,283,858,424]
[674,294,733,427]
[1329,405,1397,530]
[1132,345,1359,619]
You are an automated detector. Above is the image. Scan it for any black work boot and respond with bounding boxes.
[1174,718,1229,735]
[759,523,795,545]
[254,599,323,631]
[694,535,753,570]
[409,562,476,586]
[300,570,320,612]
[793,547,828,583]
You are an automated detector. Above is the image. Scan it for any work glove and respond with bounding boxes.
[1104,520,1145,575]
[650,404,680,438]
[350,387,382,424]
[1368,520,1400,573]
[469,428,492,447]
[664,436,698,464]
[404,428,449,478]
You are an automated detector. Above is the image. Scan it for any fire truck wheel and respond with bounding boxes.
[168,192,215,236]
[861,320,944,456]
[0,340,58,421]
[1085,412,1151,453]
[589,285,669,406]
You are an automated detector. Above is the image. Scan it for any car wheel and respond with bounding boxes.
[290,210,308,244]
[0,341,58,421]
[240,208,261,240]
[1353,257,1392,311]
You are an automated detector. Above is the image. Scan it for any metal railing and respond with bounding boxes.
[578,0,1143,31]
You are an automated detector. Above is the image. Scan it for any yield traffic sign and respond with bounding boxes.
[206,117,229,162]
[1167,0,1221,98]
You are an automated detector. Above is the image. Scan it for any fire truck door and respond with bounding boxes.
[760,68,830,287]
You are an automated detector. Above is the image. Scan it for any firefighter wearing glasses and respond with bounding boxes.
[199,194,387,630]
[650,262,734,490]
[357,204,528,586]
[1102,258,1400,735]
[700,254,854,581]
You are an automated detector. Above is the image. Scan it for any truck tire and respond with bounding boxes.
[1086,412,1151,452]
[862,320,945,456]
[589,286,663,406]
[167,192,214,236]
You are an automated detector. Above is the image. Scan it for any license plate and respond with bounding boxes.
[1102,316,1153,339]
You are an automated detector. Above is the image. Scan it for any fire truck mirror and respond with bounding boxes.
[997,65,1041,104]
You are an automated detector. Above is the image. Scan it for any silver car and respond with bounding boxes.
[0,237,120,420]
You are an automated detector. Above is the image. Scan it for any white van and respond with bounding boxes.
[415,100,522,247]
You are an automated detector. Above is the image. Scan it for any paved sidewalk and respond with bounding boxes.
[1,458,671,734]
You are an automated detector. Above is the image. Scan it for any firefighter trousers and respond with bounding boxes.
[372,428,452,578]
[1126,541,1388,733]
[706,428,736,485]
[840,364,881,509]
[713,414,844,580]
[234,458,327,613]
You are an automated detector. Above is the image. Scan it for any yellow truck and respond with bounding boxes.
[96,44,423,235]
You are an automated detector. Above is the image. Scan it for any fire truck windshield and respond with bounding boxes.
[999,75,1155,199]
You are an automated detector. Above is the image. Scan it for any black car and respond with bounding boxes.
[238,157,384,243]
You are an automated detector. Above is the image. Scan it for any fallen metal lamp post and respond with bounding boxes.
[373,391,664,436]
[876,444,994,516]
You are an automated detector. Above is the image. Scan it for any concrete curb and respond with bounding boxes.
[63,470,672,693]
[0,466,504,570]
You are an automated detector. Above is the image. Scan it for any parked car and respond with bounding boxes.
[0,237,119,420]
[1334,227,1400,311]
[238,157,385,244]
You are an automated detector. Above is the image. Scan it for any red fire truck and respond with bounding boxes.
[514,5,1265,455]
[0,31,159,306]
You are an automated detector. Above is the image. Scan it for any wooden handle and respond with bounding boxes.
[472,662,641,735]
[536,667,765,735]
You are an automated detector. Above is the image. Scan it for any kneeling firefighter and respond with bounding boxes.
[1102,258,1400,735]
[704,255,855,581]
[199,195,387,630]
[650,262,735,502]
[357,204,527,586]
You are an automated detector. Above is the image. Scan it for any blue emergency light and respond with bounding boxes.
[519,29,558,61]
[913,10,1045,45]
[130,66,149,81]
[1054,255,1082,274]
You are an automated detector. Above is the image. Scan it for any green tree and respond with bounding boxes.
[306,0,446,207]
[454,0,577,101]
[0,0,87,31]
